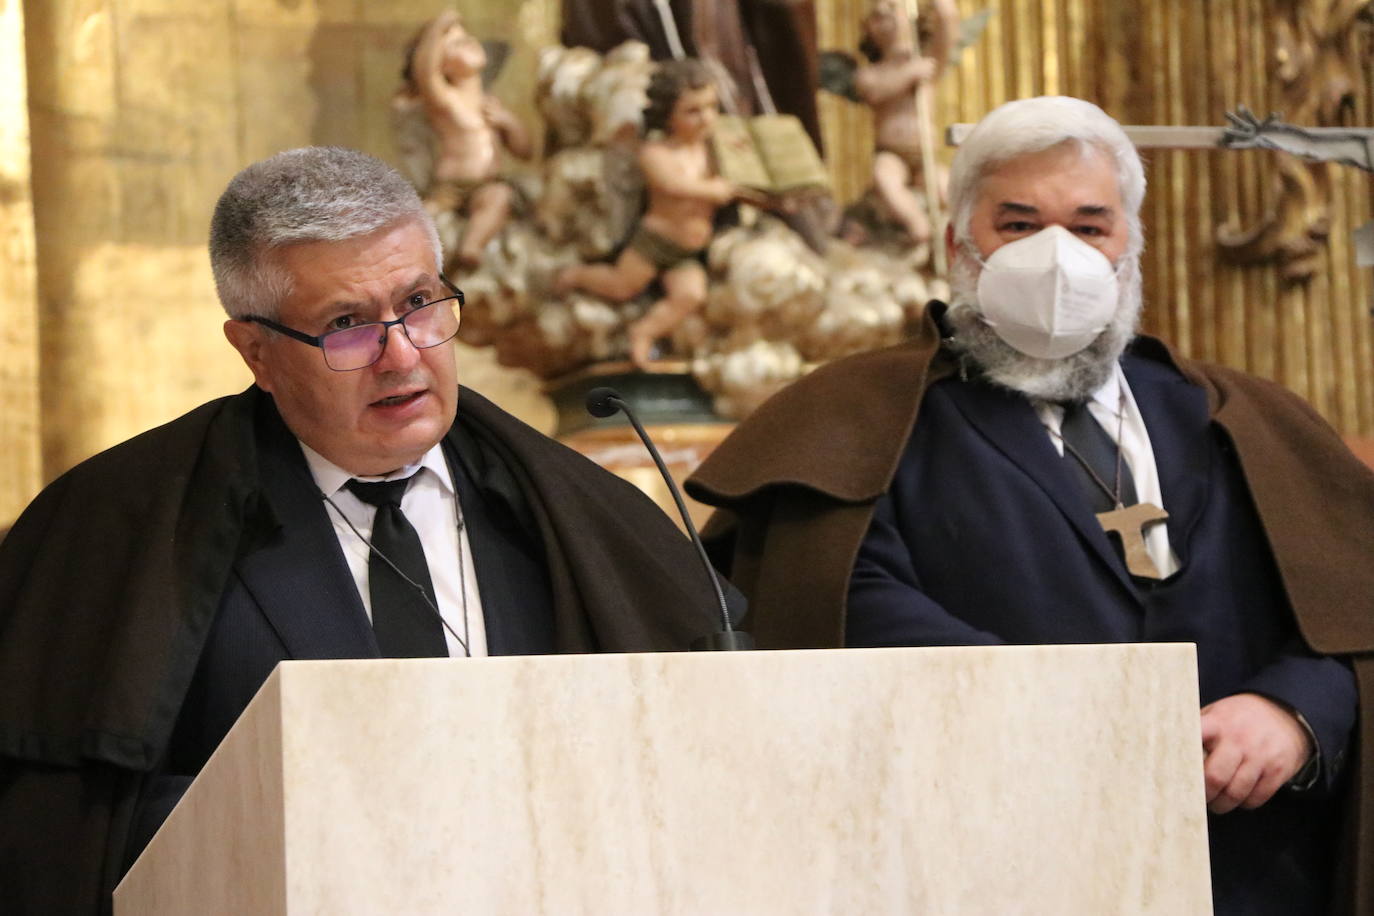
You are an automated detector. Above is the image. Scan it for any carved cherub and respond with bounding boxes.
[553,58,767,368]
[394,11,532,270]
[854,0,959,244]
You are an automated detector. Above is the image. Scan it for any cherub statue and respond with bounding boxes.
[394,11,532,270]
[553,58,767,368]
[850,0,959,245]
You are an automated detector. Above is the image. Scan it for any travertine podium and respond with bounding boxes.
[115,646,1211,914]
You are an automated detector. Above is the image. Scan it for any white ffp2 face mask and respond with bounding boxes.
[973,225,1120,360]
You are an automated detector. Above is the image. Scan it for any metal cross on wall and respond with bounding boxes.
[947,109,1374,170]
[947,108,1374,280]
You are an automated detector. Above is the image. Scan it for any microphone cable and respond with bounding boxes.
[321,489,472,658]
[585,386,752,650]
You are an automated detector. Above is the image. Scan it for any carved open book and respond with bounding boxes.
[711,114,831,194]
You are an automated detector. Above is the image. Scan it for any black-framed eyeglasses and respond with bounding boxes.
[245,278,465,372]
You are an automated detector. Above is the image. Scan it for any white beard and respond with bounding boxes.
[943,246,1144,403]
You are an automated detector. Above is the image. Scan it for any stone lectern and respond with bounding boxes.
[114,645,1212,914]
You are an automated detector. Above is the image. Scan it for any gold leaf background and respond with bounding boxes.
[2,0,1371,526]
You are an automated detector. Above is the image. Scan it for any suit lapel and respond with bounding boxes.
[1122,353,1211,564]
[233,395,380,660]
[442,427,556,656]
[942,377,1140,597]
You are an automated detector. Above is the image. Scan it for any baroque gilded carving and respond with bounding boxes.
[419,39,946,420]
[1216,0,1373,280]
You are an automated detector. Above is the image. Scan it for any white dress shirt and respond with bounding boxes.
[301,441,488,657]
[1034,363,1180,579]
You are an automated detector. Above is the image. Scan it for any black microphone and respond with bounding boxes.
[585,386,753,651]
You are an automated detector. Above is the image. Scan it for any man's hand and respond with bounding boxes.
[1200,693,1312,814]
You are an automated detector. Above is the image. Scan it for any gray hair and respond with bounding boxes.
[209,146,441,320]
[947,96,1146,253]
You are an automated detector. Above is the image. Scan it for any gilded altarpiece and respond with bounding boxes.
[821,0,1374,434]
[1,0,41,527]
[4,0,1373,527]
[13,0,558,528]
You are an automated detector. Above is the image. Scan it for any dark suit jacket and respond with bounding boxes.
[0,385,726,914]
[688,308,1374,916]
[844,356,1355,915]
[156,392,560,783]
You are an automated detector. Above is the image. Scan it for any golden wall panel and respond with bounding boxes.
[26,0,251,481]
[1,0,42,527]
[820,0,1374,436]
[815,1,873,204]
[8,0,1372,525]
[16,0,557,523]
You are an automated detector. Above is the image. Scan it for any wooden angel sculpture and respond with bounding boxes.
[554,58,768,368]
[393,11,532,270]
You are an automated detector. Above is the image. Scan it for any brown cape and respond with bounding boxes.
[0,385,721,914]
[687,310,1374,915]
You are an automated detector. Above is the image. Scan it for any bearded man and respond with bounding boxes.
[687,96,1374,915]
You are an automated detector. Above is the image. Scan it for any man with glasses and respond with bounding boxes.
[0,147,729,913]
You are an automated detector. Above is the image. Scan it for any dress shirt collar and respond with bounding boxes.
[1087,363,1125,418]
[1032,361,1127,424]
[298,440,454,500]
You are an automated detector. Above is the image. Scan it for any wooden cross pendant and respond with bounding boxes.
[1096,502,1170,580]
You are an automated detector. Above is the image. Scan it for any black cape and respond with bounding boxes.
[0,385,724,913]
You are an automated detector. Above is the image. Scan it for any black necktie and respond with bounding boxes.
[1060,401,1138,513]
[345,476,449,657]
